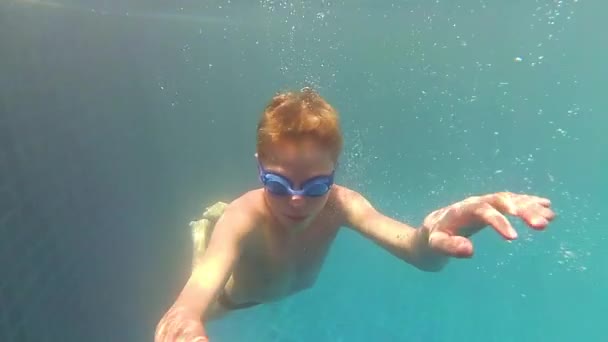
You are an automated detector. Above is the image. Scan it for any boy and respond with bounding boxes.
[155,88,555,342]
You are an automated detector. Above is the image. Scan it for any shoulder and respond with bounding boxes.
[328,185,376,226]
[214,189,266,238]
[330,184,369,206]
[232,189,268,217]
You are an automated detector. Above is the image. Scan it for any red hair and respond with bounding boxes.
[256,88,343,162]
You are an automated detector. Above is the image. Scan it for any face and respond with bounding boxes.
[258,138,336,228]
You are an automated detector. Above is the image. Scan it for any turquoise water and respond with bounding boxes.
[0,1,606,341]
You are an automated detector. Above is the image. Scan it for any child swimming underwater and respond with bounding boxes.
[155,88,555,342]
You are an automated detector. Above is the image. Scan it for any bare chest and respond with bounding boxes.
[232,220,341,301]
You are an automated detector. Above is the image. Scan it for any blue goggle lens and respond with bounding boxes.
[265,180,291,196]
[262,176,331,197]
[302,182,330,196]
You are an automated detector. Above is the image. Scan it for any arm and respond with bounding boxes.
[335,186,448,272]
[155,203,254,341]
[336,187,555,273]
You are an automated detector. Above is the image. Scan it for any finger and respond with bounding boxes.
[518,202,555,230]
[473,203,518,239]
[486,192,519,215]
[177,323,205,342]
[493,193,557,229]
[429,230,474,258]
[540,206,556,221]
[191,337,210,342]
[170,319,193,342]
[155,316,171,342]
[531,195,552,207]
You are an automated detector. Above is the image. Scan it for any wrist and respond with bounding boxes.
[413,226,448,272]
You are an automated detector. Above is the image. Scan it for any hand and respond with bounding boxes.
[422,192,555,258]
[155,306,209,342]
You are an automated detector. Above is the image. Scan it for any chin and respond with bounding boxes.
[285,214,309,223]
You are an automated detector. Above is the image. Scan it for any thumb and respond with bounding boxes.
[428,230,474,258]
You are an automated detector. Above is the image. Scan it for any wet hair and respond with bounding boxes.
[256,87,343,163]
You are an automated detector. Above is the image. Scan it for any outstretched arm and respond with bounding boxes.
[335,186,446,271]
[335,186,555,272]
[155,203,253,341]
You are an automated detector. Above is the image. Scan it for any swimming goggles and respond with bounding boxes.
[258,162,334,197]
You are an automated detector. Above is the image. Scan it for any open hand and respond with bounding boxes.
[155,306,209,342]
[422,192,555,258]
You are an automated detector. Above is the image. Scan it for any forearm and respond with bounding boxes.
[155,279,214,341]
[339,187,450,272]
[355,214,448,272]
[173,269,220,319]
[364,215,449,272]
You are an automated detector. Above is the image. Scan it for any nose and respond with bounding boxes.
[289,195,305,207]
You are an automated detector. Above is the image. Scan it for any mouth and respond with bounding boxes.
[285,214,308,222]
